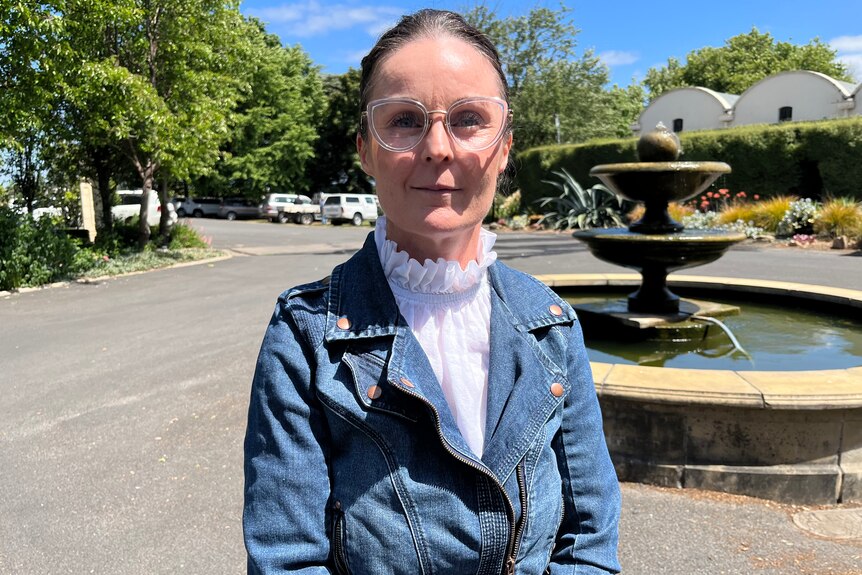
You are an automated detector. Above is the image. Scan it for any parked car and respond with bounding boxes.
[322,193,380,226]
[259,193,298,221]
[262,193,318,224]
[111,190,177,227]
[218,197,260,220]
[176,197,221,218]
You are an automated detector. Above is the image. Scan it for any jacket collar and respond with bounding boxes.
[324,231,575,342]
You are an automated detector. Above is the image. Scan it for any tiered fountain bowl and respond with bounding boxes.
[573,124,744,314]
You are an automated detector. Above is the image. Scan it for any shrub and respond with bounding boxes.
[169,221,210,249]
[778,198,820,236]
[749,195,794,232]
[814,198,862,238]
[0,207,80,290]
[536,169,624,230]
[716,203,759,226]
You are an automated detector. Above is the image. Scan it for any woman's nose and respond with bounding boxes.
[422,118,453,162]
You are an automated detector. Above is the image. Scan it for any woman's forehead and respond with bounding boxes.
[368,36,502,101]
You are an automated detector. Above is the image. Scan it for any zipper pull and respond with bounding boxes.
[505,556,516,575]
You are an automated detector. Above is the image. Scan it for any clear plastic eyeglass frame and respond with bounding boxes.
[362,96,512,153]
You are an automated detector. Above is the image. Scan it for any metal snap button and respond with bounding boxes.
[336,317,351,330]
[550,382,565,397]
[549,304,563,316]
[367,385,382,400]
[399,377,415,388]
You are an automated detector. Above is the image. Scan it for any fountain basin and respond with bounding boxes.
[538,273,862,505]
[573,229,746,312]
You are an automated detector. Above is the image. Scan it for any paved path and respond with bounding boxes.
[1,221,860,574]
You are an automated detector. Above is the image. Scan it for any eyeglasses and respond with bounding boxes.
[362,96,511,153]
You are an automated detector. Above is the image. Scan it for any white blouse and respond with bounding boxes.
[374,217,497,458]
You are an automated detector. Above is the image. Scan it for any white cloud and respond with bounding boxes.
[249,1,403,38]
[598,50,639,67]
[830,35,862,81]
[838,54,862,80]
[829,35,862,53]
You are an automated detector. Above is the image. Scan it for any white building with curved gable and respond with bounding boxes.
[633,70,860,135]
[636,87,737,134]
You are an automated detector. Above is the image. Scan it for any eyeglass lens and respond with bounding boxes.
[369,99,506,151]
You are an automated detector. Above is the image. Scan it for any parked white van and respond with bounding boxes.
[111,189,178,227]
[321,193,380,226]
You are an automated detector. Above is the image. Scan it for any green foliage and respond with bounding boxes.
[168,221,210,249]
[0,207,79,290]
[463,4,634,149]
[309,69,374,195]
[644,28,852,99]
[536,169,624,230]
[200,19,325,199]
[518,118,862,209]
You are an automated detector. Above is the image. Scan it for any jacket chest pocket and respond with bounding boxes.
[342,348,422,424]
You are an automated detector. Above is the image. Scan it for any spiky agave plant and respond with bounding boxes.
[535,168,624,230]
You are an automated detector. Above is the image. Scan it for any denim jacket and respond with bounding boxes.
[244,233,621,575]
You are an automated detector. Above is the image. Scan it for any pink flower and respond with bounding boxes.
[736,191,746,198]
[753,194,760,200]
[707,192,714,198]
[700,195,707,201]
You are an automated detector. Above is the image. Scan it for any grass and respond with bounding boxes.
[814,197,862,237]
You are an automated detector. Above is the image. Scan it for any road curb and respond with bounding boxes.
[0,251,232,298]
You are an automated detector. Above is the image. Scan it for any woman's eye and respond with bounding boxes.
[450,110,484,128]
[389,111,423,128]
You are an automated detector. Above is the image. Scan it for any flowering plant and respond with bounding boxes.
[695,188,759,213]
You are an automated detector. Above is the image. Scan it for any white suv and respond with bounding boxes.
[112,190,177,227]
[322,193,380,226]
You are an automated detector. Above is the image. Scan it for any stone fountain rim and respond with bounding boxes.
[537,272,862,410]
[589,161,731,174]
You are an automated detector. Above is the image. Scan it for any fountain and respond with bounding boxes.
[538,125,862,505]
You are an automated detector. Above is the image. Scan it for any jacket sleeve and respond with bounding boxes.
[243,299,333,574]
[549,318,622,574]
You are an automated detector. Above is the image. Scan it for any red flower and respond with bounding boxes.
[736,191,746,198]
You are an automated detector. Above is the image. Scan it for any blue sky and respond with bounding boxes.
[239,0,862,86]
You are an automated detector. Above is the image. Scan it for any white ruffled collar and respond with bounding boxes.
[375,216,497,295]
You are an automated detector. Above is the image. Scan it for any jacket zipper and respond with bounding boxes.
[393,382,524,575]
[505,463,528,575]
[332,506,349,574]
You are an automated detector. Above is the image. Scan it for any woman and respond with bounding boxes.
[244,9,620,575]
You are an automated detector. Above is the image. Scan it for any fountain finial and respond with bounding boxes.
[636,122,681,162]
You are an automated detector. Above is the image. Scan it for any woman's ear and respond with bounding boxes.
[357,133,374,176]
[498,133,513,174]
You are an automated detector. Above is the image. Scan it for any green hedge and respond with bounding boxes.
[515,117,862,212]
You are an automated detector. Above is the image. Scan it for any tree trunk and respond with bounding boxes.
[91,146,114,233]
[158,176,171,238]
[137,166,155,250]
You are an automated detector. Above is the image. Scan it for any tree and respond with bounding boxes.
[308,69,374,195]
[464,4,625,149]
[644,29,852,99]
[198,18,325,200]
[56,0,248,247]
[0,1,64,212]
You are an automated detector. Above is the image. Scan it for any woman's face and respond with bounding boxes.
[358,35,512,259]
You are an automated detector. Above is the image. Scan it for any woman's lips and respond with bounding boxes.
[413,185,459,192]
